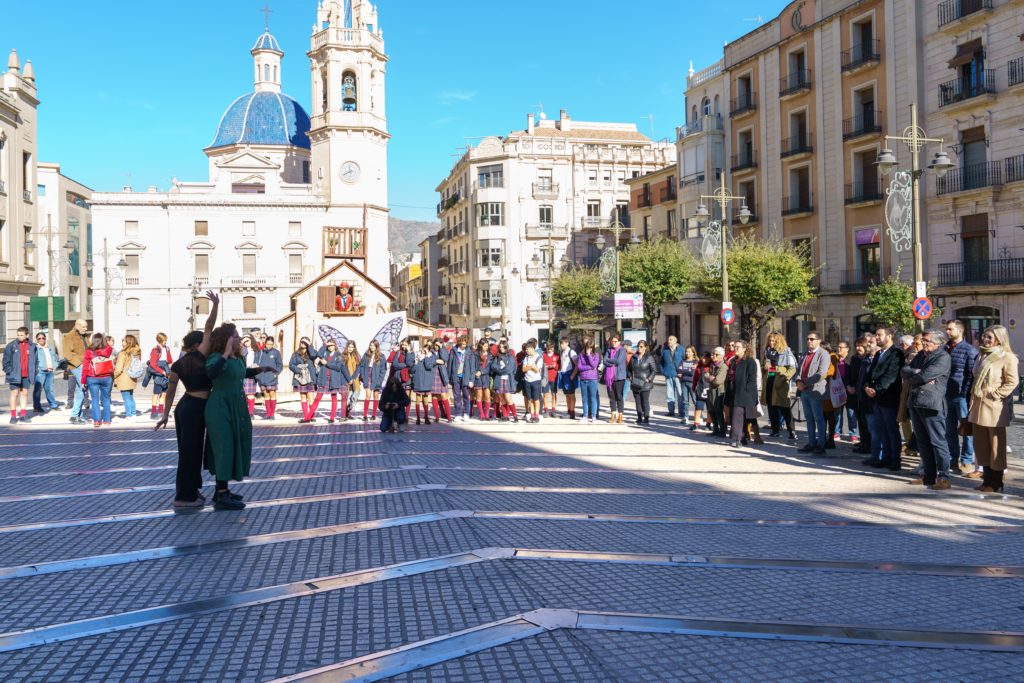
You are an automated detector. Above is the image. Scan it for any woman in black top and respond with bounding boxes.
[729,340,760,448]
[156,291,220,510]
[627,341,658,424]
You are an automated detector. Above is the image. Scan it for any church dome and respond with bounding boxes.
[252,31,282,53]
[209,91,312,150]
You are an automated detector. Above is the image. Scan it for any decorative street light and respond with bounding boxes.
[875,102,953,330]
[85,237,128,334]
[691,179,750,331]
[25,216,79,331]
[594,219,637,333]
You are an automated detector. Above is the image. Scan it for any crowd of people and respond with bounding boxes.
[4,296,1022,507]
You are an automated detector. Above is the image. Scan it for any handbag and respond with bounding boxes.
[957,419,973,437]
[295,362,312,386]
[828,378,848,408]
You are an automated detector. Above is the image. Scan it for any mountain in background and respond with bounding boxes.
[388,217,441,256]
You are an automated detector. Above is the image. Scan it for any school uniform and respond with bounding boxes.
[448,346,471,419]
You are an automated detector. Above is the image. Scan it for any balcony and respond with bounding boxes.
[638,195,652,208]
[581,217,612,230]
[781,193,814,217]
[780,133,813,159]
[437,256,450,269]
[289,273,304,285]
[679,114,724,138]
[730,150,758,174]
[221,275,277,289]
[840,269,879,292]
[323,226,367,260]
[1006,155,1024,184]
[659,186,677,203]
[680,172,705,187]
[192,277,210,288]
[125,277,140,286]
[935,161,1003,196]
[844,181,884,205]
[729,92,757,118]
[1010,57,1024,88]
[937,0,992,29]
[474,178,505,191]
[525,223,570,240]
[841,40,881,72]
[526,264,559,282]
[938,258,1024,287]
[779,70,812,98]
[532,182,560,199]
[842,110,883,140]
[938,71,996,109]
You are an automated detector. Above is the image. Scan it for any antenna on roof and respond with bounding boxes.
[536,102,547,120]
[743,15,764,25]
[644,113,655,137]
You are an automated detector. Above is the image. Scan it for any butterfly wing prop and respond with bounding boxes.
[372,317,404,357]
[317,324,350,351]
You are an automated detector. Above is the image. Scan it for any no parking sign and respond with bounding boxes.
[913,297,933,321]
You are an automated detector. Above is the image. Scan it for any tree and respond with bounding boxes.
[618,237,700,334]
[863,271,941,333]
[551,266,604,330]
[698,237,815,345]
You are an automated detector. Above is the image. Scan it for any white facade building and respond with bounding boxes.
[434,109,674,344]
[90,0,390,348]
[0,49,40,342]
[35,163,93,329]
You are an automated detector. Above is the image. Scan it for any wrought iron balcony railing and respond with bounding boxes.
[729,92,757,117]
[730,150,758,173]
[1009,56,1024,88]
[1006,155,1024,184]
[840,269,879,292]
[935,161,1003,195]
[781,193,814,216]
[659,186,677,203]
[842,110,883,139]
[780,133,813,158]
[841,40,881,71]
[779,69,812,97]
[938,70,996,108]
[938,0,992,28]
[938,258,1024,287]
[844,181,884,205]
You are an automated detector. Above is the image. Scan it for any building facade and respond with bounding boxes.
[0,49,40,342]
[922,0,1024,347]
[90,0,390,348]
[35,163,93,329]
[434,109,674,344]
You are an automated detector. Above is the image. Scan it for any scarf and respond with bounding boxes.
[972,346,1005,400]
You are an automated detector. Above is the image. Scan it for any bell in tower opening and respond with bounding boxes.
[342,72,357,111]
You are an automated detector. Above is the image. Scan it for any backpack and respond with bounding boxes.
[127,356,146,380]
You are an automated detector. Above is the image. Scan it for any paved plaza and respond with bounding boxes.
[1,396,1023,682]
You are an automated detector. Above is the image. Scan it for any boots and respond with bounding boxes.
[977,469,1004,493]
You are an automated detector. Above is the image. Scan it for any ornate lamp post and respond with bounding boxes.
[691,180,751,331]
[85,237,127,335]
[875,103,954,331]
[595,220,640,333]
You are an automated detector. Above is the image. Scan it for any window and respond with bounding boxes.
[23,226,33,267]
[476,202,504,227]
[961,213,989,265]
[702,97,710,116]
[477,164,504,189]
[125,298,140,317]
[587,170,598,185]
[791,237,813,268]
[0,220,6,262]
[665,314,681,341]
[243,254,257,276]
[194,221,208,237]
[477,282,502,308]
[243,296,257,315]
[126,329,140,340]
[960,127,987,189]
[37,183,45,197]
[537,169,553,189]
[124,220,139,237]
[195,298,210,315]
[858,243,880,280]
[643,215,651,241]
[242,221,255,236]
[263,64,270,81]
[289,254,302,279]
[342,72,357,111]
[477,240,503,267]
[616,202,630,227]
[288,221,301,237]
[667,209,676,238]
[194,253,209,278]
[538,205,553,227]
[302,161,311,184]
[602,170,612,183]
[587,201,601,218]
[539,289,551,306]
[124,254,140,279]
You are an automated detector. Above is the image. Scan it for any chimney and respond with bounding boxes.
[147,185,157,193]
[122,185,133,192]
[559,109,571,132]
[527,113,535,134]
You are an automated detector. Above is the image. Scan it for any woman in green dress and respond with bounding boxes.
[205,323,261,510]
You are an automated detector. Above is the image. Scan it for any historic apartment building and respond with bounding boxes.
[434,109,674,344]
[0,49,40,342]
[35,163,93,329]
[921,0,1024,347]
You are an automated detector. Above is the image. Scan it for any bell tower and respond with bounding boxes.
[308,0,389,213]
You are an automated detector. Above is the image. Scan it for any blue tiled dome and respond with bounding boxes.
[210,92,312,149]
[252,31,282,53]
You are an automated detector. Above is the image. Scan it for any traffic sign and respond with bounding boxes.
[720,308,736,325]
[913,297,933,321]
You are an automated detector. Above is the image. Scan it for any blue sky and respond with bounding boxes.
[1,0,789,222]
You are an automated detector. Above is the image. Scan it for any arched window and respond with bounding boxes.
[701,97,710,116]
[342,72,357,111]
[273,65,277,83]
[264,64,270,82]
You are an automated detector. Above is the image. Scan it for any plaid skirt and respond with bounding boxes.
[296,383,316,393]
[242,378,258,395]
[493,376,512,394]
[432,372,447,394]
[320,387,347,396]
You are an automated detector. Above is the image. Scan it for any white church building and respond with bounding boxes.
[90,0,390,348]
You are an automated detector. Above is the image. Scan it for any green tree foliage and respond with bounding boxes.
[862,273,940,333]
[551,266,604,329]
[699,237,816,344]
[618,237,699,331]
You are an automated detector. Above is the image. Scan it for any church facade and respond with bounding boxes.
[90,0,390,348]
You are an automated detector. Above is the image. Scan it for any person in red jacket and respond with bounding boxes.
[82,333,115,427]
[148,333,173,419]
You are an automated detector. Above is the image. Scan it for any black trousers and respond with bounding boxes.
[632,388,651,419]
[856,405,872,450]
[607,380,625,413]
[731,405,754,440]
[174,395,209,501]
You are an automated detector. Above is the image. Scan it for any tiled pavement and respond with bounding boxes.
[1,400,1023,682]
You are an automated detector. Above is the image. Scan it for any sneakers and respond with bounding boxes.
[931,479,952,491]
[173,499,204,510]
[213,491,245,511]
[8,416,16,425]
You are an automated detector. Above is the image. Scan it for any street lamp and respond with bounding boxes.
[595,219,634,333]
[25,217,79,331]
[86,237,127,334]
[875,103,952,330]
[691,179,750,331]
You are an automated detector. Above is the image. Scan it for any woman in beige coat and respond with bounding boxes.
[114,334,142,419]
[967,325,1019,493]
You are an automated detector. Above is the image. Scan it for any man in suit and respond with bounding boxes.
[903,329,953,489]
[865,326,904,470]
[796,332,831,455]
[846,335,874,456]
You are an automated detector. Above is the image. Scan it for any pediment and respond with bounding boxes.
[216,151,279,170]
[235,241,264,251]
[187,240,216,251]
[117,241,147,251]
[280,240,309,251]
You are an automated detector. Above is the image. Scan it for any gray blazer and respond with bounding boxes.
[902,349,951,413]
[799,347,831,399]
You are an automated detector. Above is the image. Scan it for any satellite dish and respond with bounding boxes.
[539,112,547,120]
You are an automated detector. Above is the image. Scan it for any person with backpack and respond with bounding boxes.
[541,341,560,418]
[114,334,144,419]
[146,333,173,420]
[388,340,413,390]
[289,338,319,423]
[490,340,519,422]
